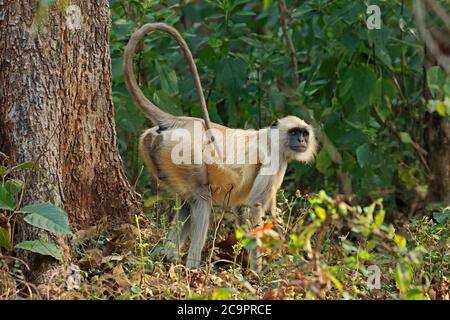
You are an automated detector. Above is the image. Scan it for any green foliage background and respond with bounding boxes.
[109,0,449,213]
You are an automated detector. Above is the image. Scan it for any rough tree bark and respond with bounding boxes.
[424,56,450,206]
[0,0,140,278]
[414,1,450,206]
[423,28,450,206]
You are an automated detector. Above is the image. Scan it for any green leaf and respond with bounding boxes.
[427,66,447,98]
[399,132,412,144]
[356,143,370,168]
[155,61,179,95]
[445,79,450,95]
[314,206,327,221]
[0,165,7,177]
[350,67,377,107]
[21,203,72,235]
[153,90,182,116]
[216,58,247,99]
[207,37,223,48]
[374,209,385,227]
[243,237,258,251]
[144,195,161,208]
[433,210,450,224]
[235,10,256,17]
[2,161,36,178]
[375,46,393,69]
[436,102,446,116]
[394,263,412,294]
[315,148,333,175]
[9,161,35,172]
[212,288,233,300]
[230,0,251,11]
[405,288,423,300]
[373,79,396,122]
[0,184,16,211]
[235,229,245,240]
[0,227,12,250]
[342,152,356,172]
[5,179,24,195]
[15,240,63,261]
[340,30,358,56]
[394,235,406,248]
[239,36,261,48]
[263,0,271,10]
[324,113,368,150]
[291,6,315,18]
[339,71,353,99]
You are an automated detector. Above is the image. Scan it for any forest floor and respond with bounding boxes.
[1,192,449,300]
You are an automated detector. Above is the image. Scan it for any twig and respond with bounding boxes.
[133,165,144,191]
[373,103,430,172]
[278,0,299,88]
[0,255,31,271]
[207,206,226,278]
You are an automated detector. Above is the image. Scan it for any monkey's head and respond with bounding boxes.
[271,116,317,163]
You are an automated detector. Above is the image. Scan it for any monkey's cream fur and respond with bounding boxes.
[124,23,317,270]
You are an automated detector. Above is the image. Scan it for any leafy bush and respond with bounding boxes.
[2,172,447,299]
[230,190,448,299]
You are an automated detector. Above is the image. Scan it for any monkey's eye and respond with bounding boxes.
[289,128,308,136]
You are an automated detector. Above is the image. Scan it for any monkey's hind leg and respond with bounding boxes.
[186,197,211,269]
[162,203,191,263]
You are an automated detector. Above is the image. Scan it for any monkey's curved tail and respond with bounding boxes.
[123,23,212,130]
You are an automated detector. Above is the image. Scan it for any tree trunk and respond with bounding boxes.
[0,0,140,277]
[424,43,450,205]
[424,102,450,205]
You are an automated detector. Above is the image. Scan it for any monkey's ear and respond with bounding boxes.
[270,120,279,128]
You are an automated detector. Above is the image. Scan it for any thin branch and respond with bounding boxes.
[0,255,31,271]
[371,102,430,173]
[278,0,299,88]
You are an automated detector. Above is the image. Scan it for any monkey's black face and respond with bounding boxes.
[288,127,309,152]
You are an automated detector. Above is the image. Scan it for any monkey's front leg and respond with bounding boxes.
[248,204,265,273]
[247,174,276,272]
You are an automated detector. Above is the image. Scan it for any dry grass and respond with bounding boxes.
[1,194,448,300]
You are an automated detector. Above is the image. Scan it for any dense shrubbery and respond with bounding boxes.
[109,0,449,215]
[2,187,447,299]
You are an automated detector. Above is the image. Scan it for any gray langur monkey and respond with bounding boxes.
[123,23,317,270]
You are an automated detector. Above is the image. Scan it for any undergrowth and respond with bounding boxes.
[1,188,448,300]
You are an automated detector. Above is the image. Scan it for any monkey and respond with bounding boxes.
[123,23,317,271]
